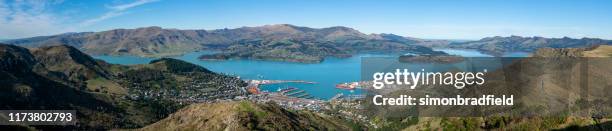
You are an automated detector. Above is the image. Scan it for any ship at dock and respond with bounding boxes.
[335,82,360,90]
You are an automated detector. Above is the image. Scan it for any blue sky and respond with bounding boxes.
[1,0,611,40]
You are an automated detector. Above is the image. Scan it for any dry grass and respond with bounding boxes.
[86,77,127,95]
[583,45,612,57]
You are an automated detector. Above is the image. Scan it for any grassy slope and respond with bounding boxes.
[139,101,351,131]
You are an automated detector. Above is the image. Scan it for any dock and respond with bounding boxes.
[278,87,298,94]
[304,96,315,99]
[285,90,306,96]
[295,94,310,98]
[250,79,318,85]
[276,87,314,99]
[247,79,319,100]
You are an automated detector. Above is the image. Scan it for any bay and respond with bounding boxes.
[94,49,529,99]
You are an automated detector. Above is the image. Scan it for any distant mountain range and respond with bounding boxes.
[6,24,612,62]
[420,36,612,56]
[5,24,445,63]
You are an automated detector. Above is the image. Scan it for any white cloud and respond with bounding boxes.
[0,0,158,39]
[79,0,158,27]
[0,0,68,39]
[0,1,10,23]
[79,10,125,28]
[108,0,158,11]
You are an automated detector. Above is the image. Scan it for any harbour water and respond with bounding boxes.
[94,49,529,99]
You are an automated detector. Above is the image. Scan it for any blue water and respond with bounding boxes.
[174,52,388,100]
[94,49,529,99]
[501,51,531,57]
[95,55,156,65]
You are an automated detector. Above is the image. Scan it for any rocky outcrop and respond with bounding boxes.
[532,45,612,57]
[532,47,586,57]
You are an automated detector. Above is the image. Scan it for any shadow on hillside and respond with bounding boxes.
[554,121,612,131]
